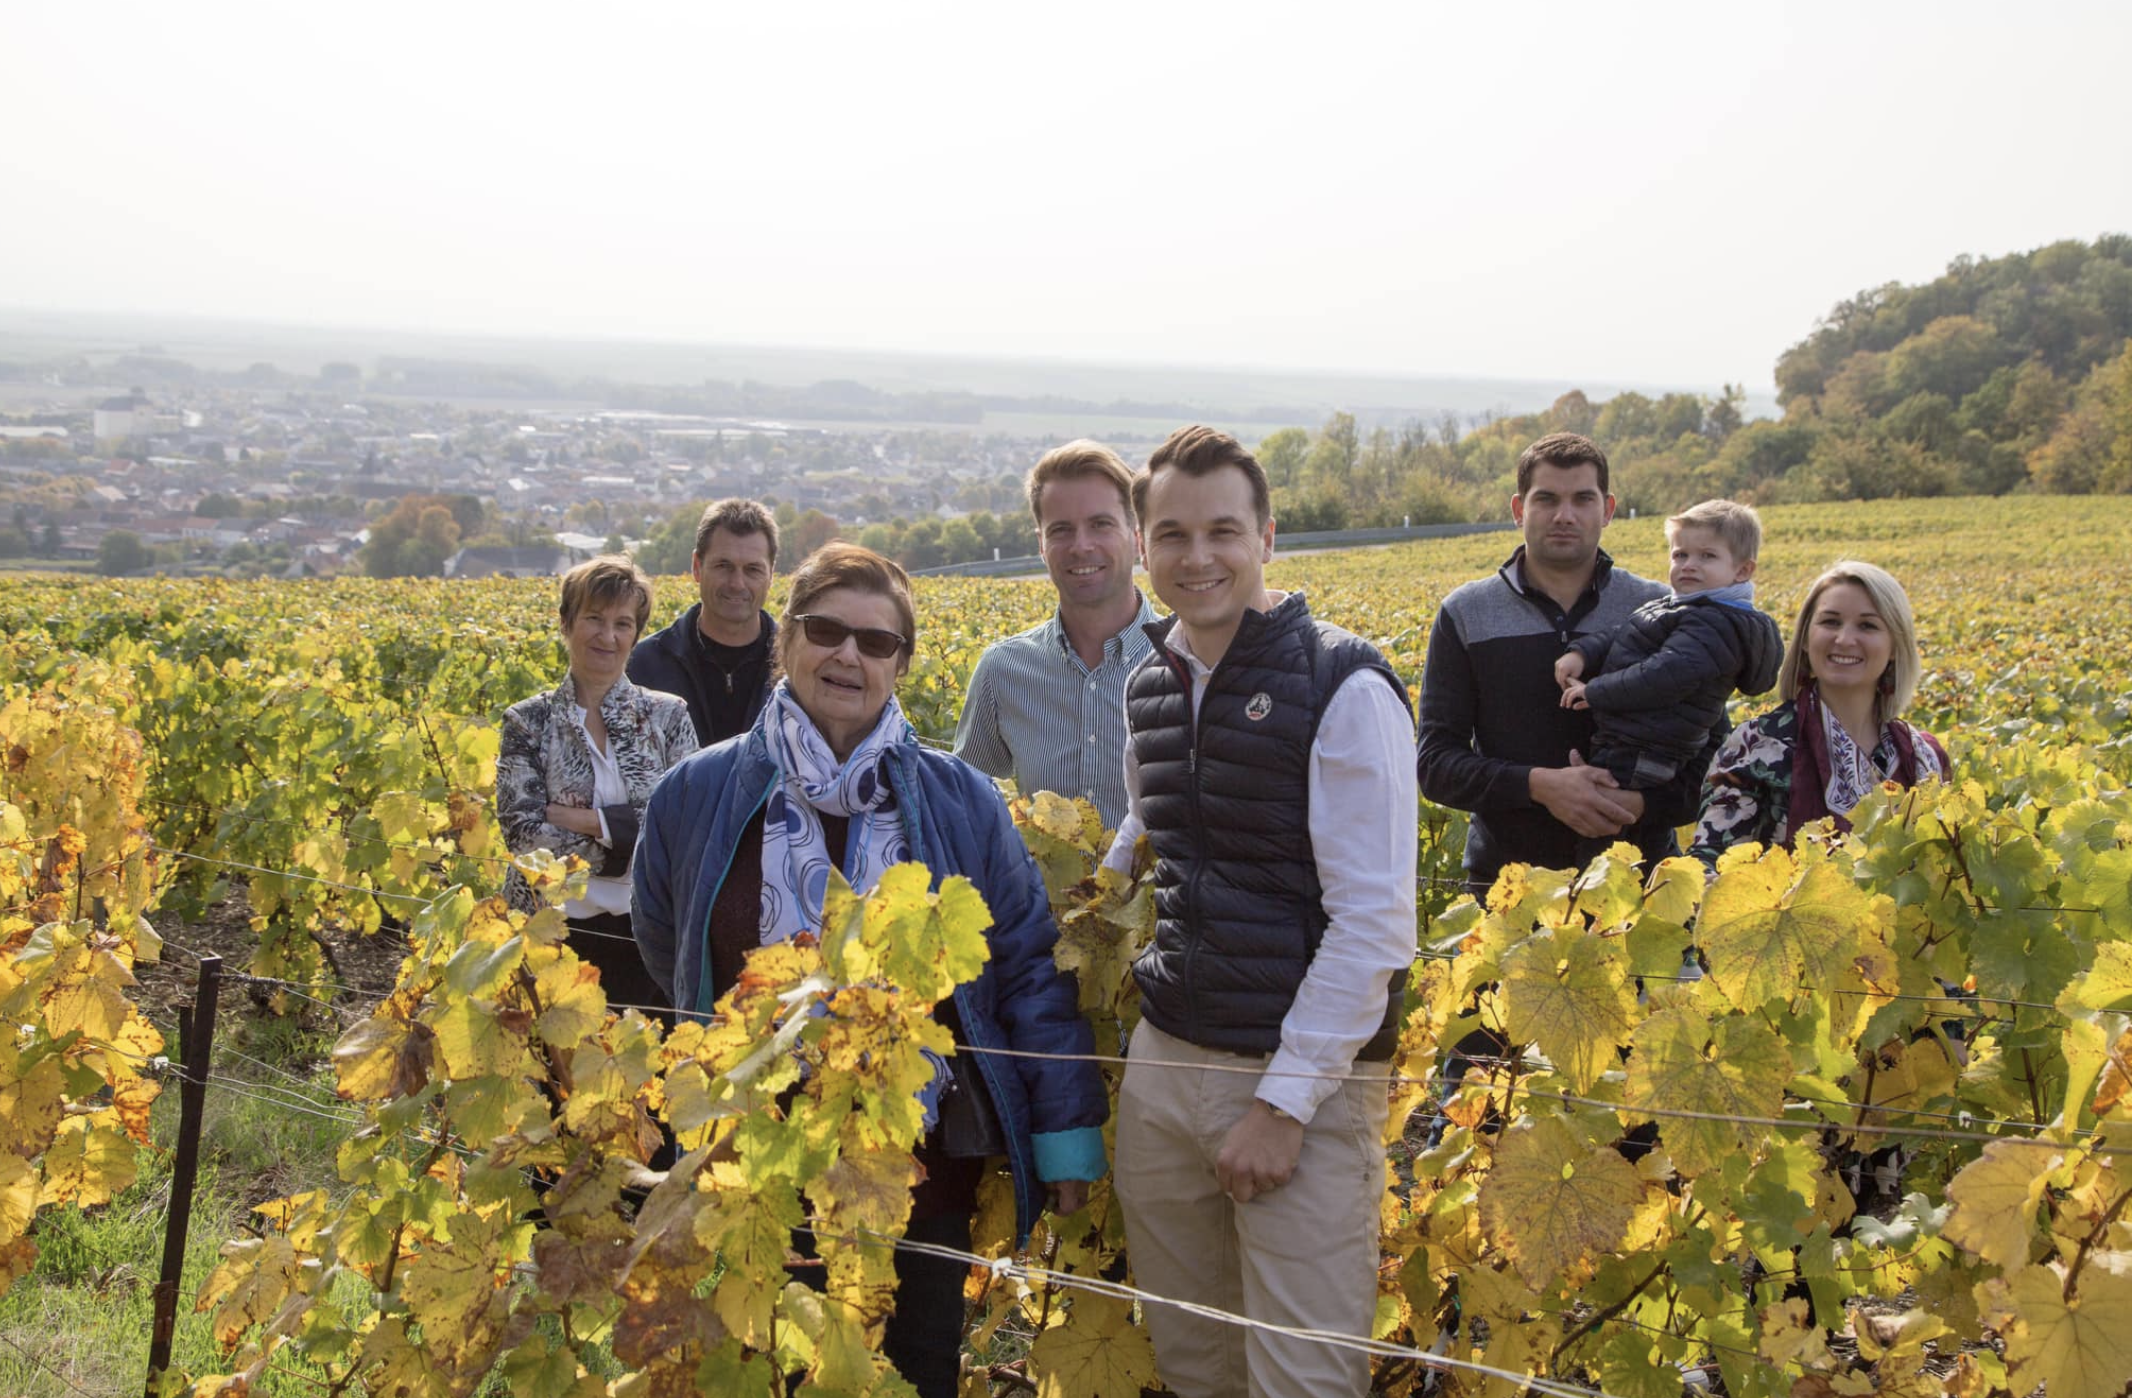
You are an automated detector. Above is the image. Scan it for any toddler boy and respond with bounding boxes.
[1554,498,1782,801]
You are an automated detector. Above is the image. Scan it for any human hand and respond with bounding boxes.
[1048,1179,1090,1216]
[1214,1101,1305,1204]
[1559,679,1589,710]
[1553,651,1586,687]
[1530,754,1637,838]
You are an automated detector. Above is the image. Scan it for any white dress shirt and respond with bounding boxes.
[1104,598,1418,1123]
[567,705,634,918]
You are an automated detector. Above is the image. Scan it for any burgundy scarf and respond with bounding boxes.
[1787,680,1948,838]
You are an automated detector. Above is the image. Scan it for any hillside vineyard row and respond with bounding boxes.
[4,494,2132,1396]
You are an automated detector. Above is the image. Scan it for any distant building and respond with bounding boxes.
[444,545,572,579]
[94,395,149,443]
[553,531,613,561]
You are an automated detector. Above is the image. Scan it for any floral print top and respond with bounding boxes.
[1688,700,1948,865]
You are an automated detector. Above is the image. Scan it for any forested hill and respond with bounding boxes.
[1262,236,2132,530]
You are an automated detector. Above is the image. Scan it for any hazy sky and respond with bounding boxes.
[5,1,2128,393]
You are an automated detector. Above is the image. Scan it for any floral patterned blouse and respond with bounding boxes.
[1689,700,1948,865]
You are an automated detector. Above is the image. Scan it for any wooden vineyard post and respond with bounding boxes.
[145,953,221,1394]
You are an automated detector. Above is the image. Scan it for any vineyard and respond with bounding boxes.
[3,493,2132,1396]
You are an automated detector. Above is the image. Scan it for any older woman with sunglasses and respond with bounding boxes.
[631,542,1106,1398]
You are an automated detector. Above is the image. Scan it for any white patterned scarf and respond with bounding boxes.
[1817,702,1944,817]
[758,680,914,947]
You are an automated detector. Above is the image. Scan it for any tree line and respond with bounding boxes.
[345,234,2132,580]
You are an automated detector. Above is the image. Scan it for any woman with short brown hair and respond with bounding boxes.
[497,555,697,1013]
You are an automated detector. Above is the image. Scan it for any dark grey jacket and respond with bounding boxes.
[1418,549,1712,886]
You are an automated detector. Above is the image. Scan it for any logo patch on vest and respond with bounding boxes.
[1244,692,1273,721]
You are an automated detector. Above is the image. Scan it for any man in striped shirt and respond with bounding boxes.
[953,440,1155,829]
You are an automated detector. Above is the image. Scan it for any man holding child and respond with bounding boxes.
[1416,431,1733,891]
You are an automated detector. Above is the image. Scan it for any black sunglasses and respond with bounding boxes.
[792,613,909,660]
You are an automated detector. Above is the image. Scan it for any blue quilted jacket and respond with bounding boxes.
[631,724,1108,1239]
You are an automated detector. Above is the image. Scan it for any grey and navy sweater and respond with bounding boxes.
[1416,548,1719,887]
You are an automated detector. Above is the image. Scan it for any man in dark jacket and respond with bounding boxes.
[1104,426,1415,1398]
[1556,498,1782,831]
[1417,433,1717,893]
[626,499,779,747]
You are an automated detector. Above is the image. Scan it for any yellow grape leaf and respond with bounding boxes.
[253,1190,333,1253]
[1642,856,1708,928]
[2059,942,2132,1015]
[0,1236,37,1295]
[1026,1292,1159,1398]
[0,1047,66,1158]
[1699,850,1878,1012]
[0,1154,38,1242]
[400,1207,525,1343]
[1757,1297,1835,1369]
[864,864,993,1005]
[331,1013,437,1102]
[1943,1138,2062,1269]
[2095,1026,2132,1114]
[428,996,530,1080]
[1567,845,1646,929]
[1501,924,1637,1092]
[194,1235,302,1349]
[532,951,608,1050]
[1028,790,1092,846]
[2062,1017,2110,1134]
[42,973,128,1044]
[811,1149,919,1236]
[1476,1114,1643,1289]
[1981,1262,2132,1398]
[696,1175,802,1347]
[39,1115,137,1207]
[614,1226,724,1369]
[1622,1004,1788,1177]
[442,931,525,1000]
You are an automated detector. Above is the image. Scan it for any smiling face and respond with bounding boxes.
[1036,473,1138,614]
[1802,581,1893,701]
[563,597,641,692]
[785,585,908,758]
[1510,462,1616,572]
[1667,523,1755,595]
[1139,463,1274,665]
[692,526,774,641]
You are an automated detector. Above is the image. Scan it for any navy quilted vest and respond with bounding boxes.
[1126,593,1408,1060]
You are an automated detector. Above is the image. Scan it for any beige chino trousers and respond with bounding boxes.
[1114,1018,1391,1398]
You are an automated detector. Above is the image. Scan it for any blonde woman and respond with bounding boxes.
[1691,559,1948,863]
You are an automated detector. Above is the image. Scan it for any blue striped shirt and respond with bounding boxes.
[952,593,1158,829]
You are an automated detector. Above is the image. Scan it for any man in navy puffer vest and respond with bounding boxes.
[1102,426,1416,1398]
